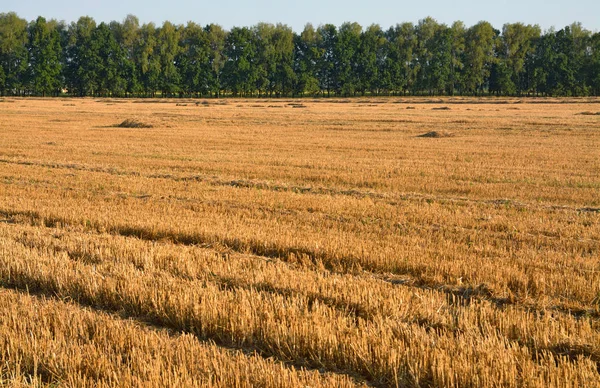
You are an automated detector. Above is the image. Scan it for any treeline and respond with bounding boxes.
[1,12,600,97]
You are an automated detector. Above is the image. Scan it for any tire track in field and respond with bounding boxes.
[2,207,598,322]
[0,233,379,387]
[8,221,478,337]
[1,156,599,214]
[2,220,599,378]
[0,287,364,388]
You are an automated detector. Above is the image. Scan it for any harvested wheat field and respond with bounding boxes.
[0,97,599,387]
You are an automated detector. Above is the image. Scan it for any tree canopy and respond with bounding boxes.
[0,12,599,97]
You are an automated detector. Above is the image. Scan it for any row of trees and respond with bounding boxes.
[1,12,600,97]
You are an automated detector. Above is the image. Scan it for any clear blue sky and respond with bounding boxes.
[3,0,598,32]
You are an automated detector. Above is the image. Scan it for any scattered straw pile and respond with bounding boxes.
[114,119,153,128]
[417,131,455,138]
[288,103,307,108]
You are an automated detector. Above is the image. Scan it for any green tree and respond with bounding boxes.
[588,32,600,95]
[223,26,260,96]
[334,22,362,96]
[93,22,125,96]
[4,15,600,98]
[111,15,142,96]
[253,23,272,95]
[531,27,578,96]
[463,21,496,95]
[253,23,295,96]
[552,28,577,95]
[384,22,416,95]
[137,23,160,97]
[356,24,386,95]
[28,16,62,96]
[65,16,98,96]
[569,22,592,96]
[495,23,541,95]
[428,24,453,95]
[316,24,337,96]
[205,24,226,97]
[293,24,321,96]
[531,30,553,95]
[533,26,589,96]
[157,21,181,96]
[177,22,210,96]
[448,21,466,95]
[0,12,29,95]
[413,17,439,94]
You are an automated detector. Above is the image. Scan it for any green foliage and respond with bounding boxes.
[413,17,439,94]
[335,22,362,96]
[94,23,125,96]
[384,22,416,94]
[589,33,600,95]
[157,21,181,96]
[495,23,541,95]
[448,21,466,95]
[294,24,320,96]
[223,26,260,96]
[0,12,29,94]
[463,21,496,95]
[1,12,599,97]
[316,24,337,96]
[427,24,453,95]
[531,26,591,96]
[251,23,296,96]
[356,24,385,95]
[177,22,210,96]
[0,65,5,91]
[137,23,161,96]
[28,16,62,96]
[205,24,227,97]
[111,15,142,96]
[65,16,99,96]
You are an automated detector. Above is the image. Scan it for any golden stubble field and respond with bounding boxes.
[0,97,599,387]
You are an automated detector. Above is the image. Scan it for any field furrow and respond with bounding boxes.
[0,287,361,387]
[1,221,599,386]
[1,193,598,318]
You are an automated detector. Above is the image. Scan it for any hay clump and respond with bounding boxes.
[432,106,451,111]
[417,131,455,138]
[577,111,600,116]
[288,103,307,108]
[114,119,153,129]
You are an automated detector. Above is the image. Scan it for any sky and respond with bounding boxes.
[3,0,599,32]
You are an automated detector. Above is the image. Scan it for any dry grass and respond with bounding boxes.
[0,97,599,387]
[114,119,153,128]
